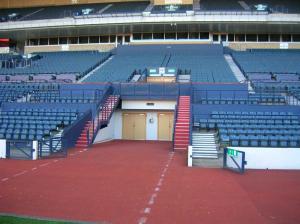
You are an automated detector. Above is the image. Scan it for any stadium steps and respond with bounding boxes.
[173,96,190,151]
[191,131,219,159]
[224,54,247,82]
[78,55,114,83]
[75,95,120,148]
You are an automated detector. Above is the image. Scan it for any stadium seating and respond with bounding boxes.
[193,108,300,147]
[84,44,237,83]
[232,50,300,74]
[0,51,111,81]
[0,108,81,140]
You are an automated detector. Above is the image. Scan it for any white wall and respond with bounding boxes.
[113,111,122,139]
[93,110,122,143]
[231,147,300,170]
[122,100,176,110]
[146,112,158,140]
[0,139,6,159]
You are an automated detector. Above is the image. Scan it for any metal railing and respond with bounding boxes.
[171,96,179,151]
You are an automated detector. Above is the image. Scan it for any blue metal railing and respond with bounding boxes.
[61,109,92,150]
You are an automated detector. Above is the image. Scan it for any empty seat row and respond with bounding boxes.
[220,134,299,148]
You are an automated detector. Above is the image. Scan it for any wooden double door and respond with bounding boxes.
[122,113,146,140]
[122,112,174,141]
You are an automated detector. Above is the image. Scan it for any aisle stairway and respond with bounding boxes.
[75,95,119,148]
[192,131,219,159]
[173,96,190,151]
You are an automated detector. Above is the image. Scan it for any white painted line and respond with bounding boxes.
[40,162,50,167]
[53,160,58,163]
[31,167,37,171]
[155,187,160,192]
[138,217,147,224]
[1,177,9,182]
[161,174,165,178]
[79,150,83,153]
[157,179,163,186]
[144,208,151,214]
[83,148,88,151]
[13,171,27,177]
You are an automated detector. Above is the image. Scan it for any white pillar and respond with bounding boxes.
[32,141,39,160]
[0,139,6,158]
[187,145,193,167]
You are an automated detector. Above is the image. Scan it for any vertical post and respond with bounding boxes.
[187,146,193,167]
[32,140,38,160]
[0,139,7,159]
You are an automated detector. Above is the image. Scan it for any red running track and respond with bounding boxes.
[0,140,300,224]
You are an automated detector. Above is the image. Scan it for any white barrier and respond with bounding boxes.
[187,145,193,167]
[231,147,300,170]
[0,139,6,158]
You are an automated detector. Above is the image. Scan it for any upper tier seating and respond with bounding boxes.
[84,44,237,83]
[0,51,110,80]
[199,0,300,13]
[151,5,193,14]
[232,50,300,74]
[0,2,148,22]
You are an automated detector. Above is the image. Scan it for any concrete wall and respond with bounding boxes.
[24,44,115,53]
[231,147,300,170]
[122,100,176,110]
[229,42,300,51]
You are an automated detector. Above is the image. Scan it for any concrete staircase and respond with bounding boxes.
[192,131,219,159]
[173,96,190,151]
[76,95,119,148]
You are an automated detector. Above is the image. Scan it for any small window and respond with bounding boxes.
[59,37,68,45]
[79,36,88,44]
[189,32,199,39]
[100,36,109,43]
[246,34,257,42]
[153,33,164,39]
[165,33,176,39]
[235,34,245,42]
[132,33,142,40]
[124,36,130,43]
[110,35,116,43]
[143,33,152,40]
[221,34,227,42]
[269,34,280,42]
[200,32,209,39]
[49,38,58,45]
[282,34,291,42]
[213,34,219,42]
[29,39,39,46]
[39,38,48,45]
[69,37,78,44]
[293,34,300,42]
[257,34,269,42]
[89,36,99,43]
[228,34,234,42]
[177,32,188,39]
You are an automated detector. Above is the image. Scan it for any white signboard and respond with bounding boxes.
[61,44,70,51]
[280,43,289,49]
